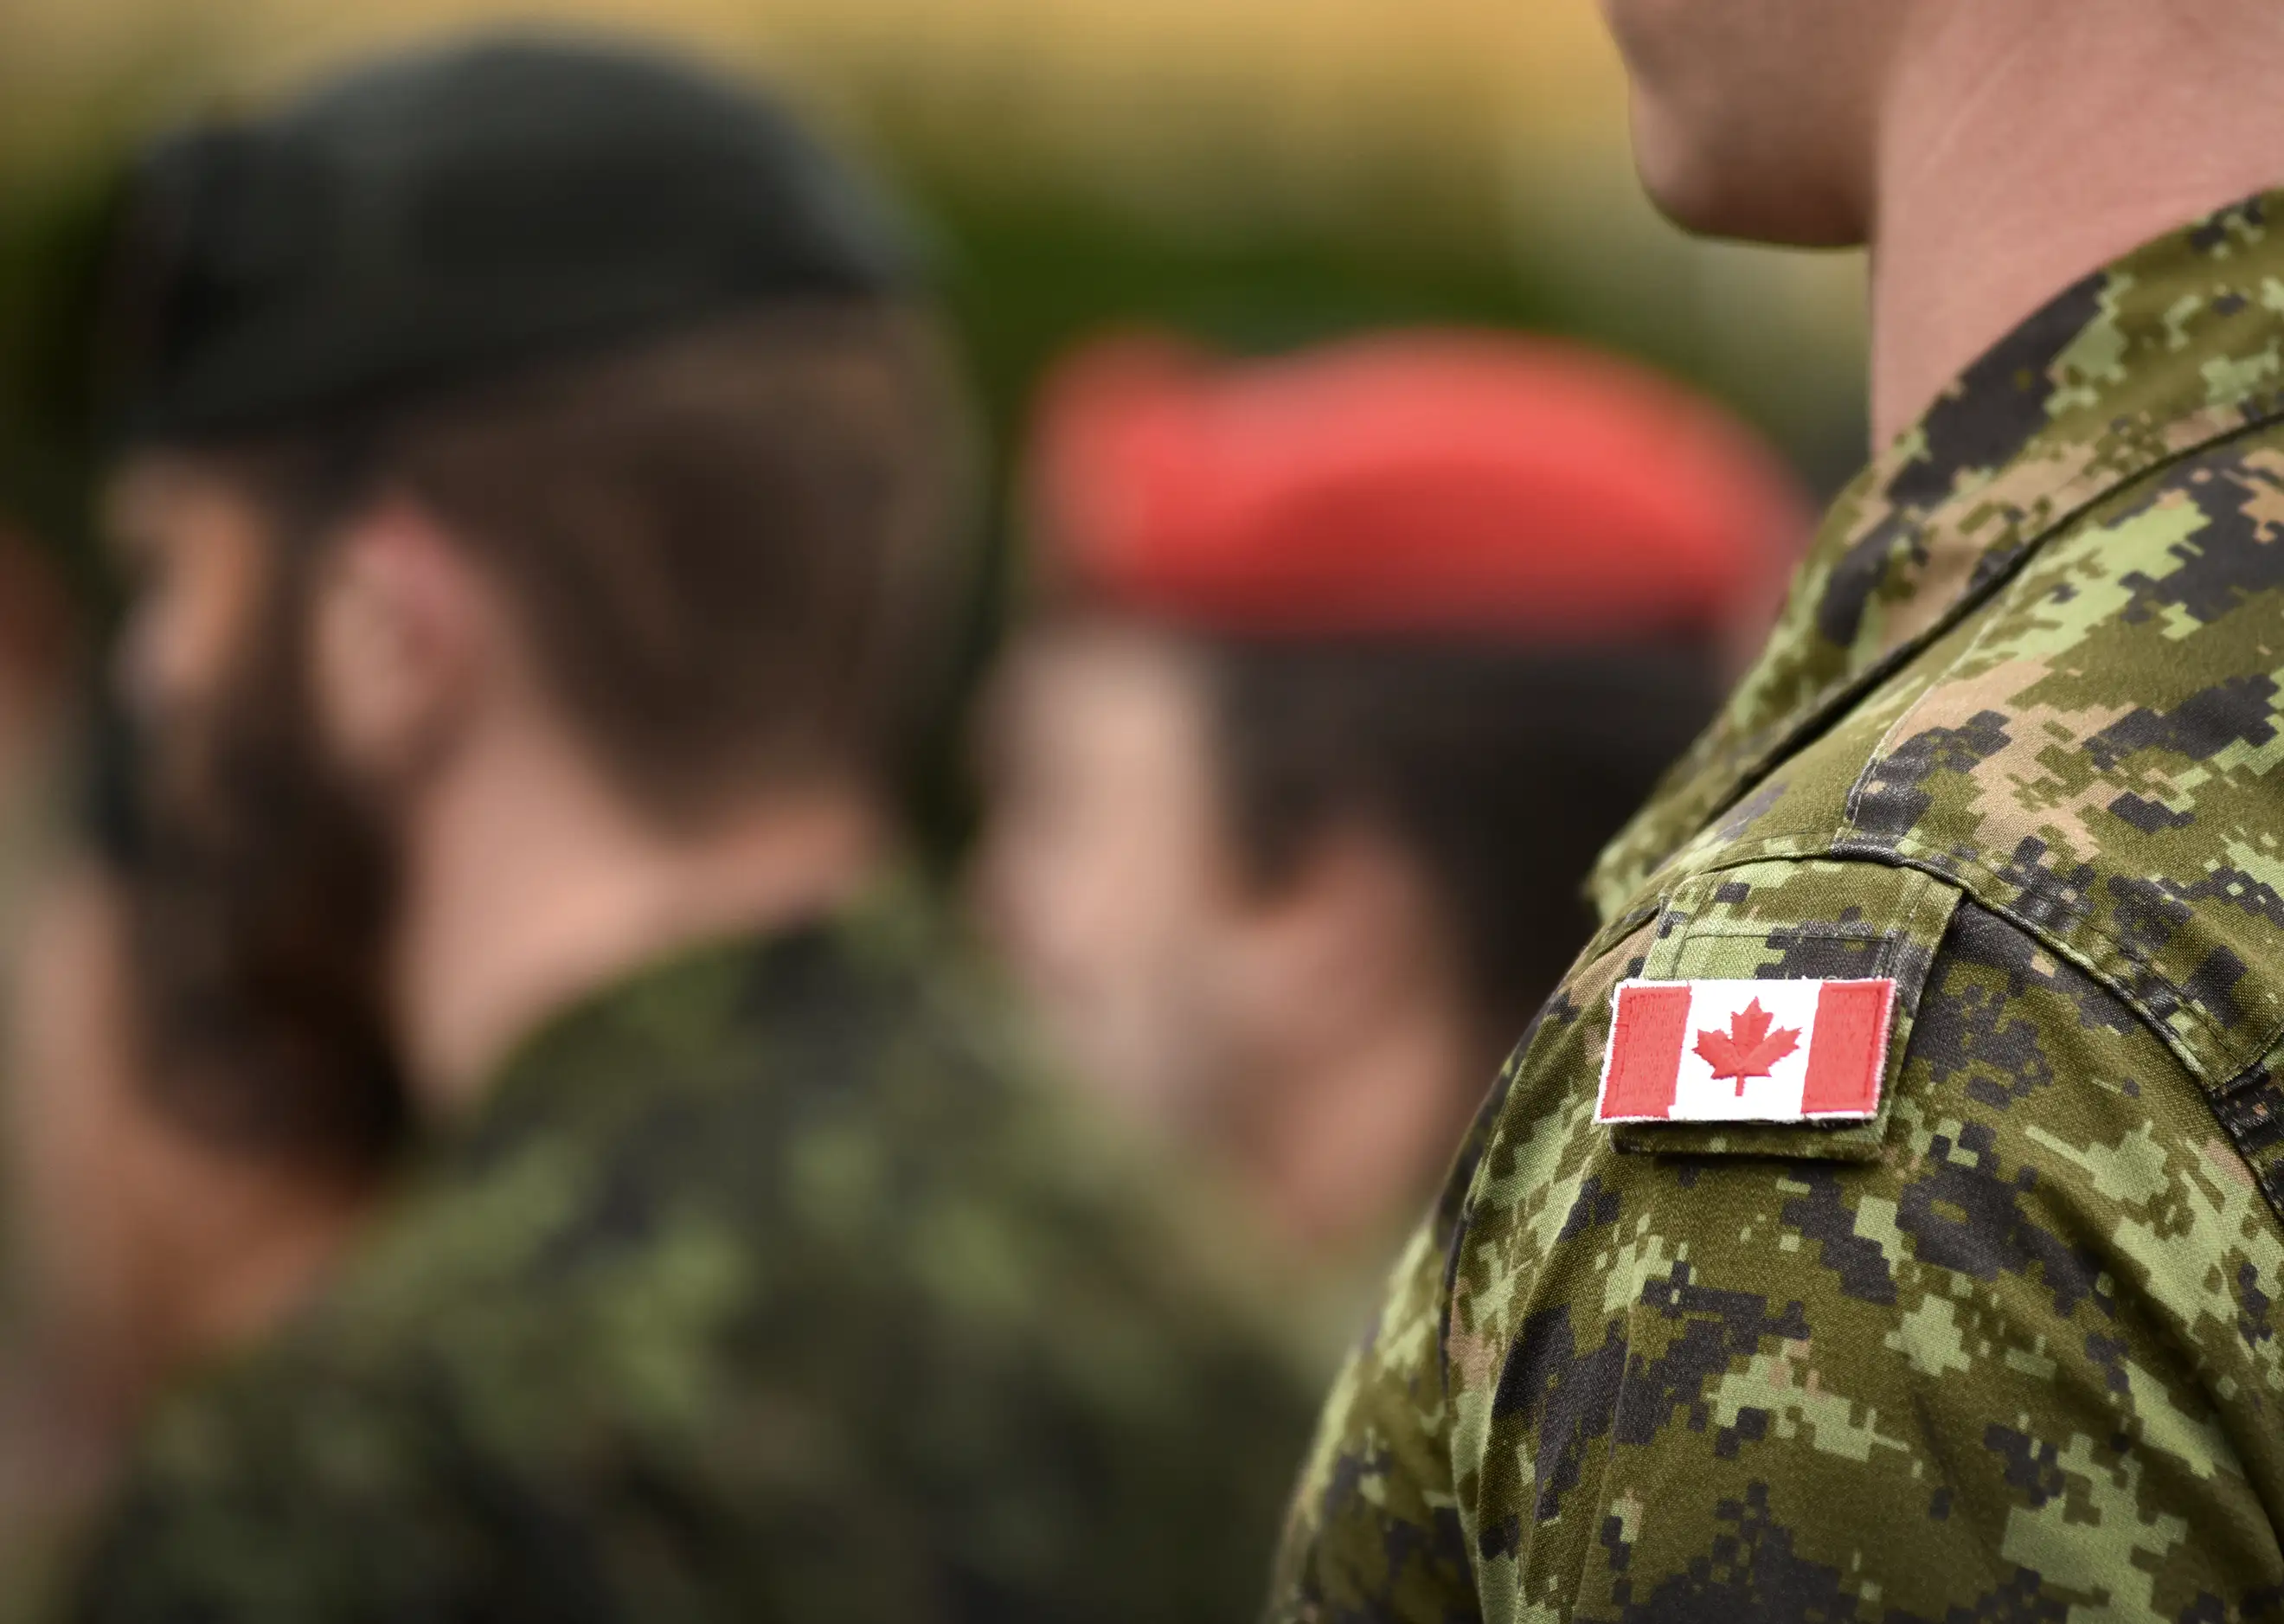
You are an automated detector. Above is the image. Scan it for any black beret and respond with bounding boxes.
[99,34,919,444]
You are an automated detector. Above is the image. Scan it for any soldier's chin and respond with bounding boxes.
[1627,103,1869,251]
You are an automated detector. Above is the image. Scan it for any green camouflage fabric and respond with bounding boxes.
[1269,191,2284,1621]
[68,895,1317,1622]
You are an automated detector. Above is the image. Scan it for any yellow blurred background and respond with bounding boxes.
[0,14,1879,1550]
[0,0,1872,683]
[0,0,1866,440]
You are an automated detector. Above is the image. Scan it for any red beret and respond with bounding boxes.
[1025,331,1812,642]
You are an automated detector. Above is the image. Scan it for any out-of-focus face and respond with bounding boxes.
[109,459,277,820]
[973,625,1256,1140]
[104,453,404,1153]
[1596,0,1909,245]
[3,865,373,1428]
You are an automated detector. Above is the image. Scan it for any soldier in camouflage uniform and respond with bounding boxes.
[1271,4,2284,1619]
[63,36,1315,1621]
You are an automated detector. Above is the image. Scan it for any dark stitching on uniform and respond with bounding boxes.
[1873,838,2248,1072]
[1841,548,2020,835]
[1666,835,2236,1091]
[1825,841,2242,1094]
[2218,1056,2283,1099]
[2205,1061,2284,1228]
[1664,838,2245,1096]
[1701,397,2284,844]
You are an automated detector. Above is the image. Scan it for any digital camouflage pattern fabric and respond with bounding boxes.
[1270,191,2284,1621]
[69,897,1317,1622]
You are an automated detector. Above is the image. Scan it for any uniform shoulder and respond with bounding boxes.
[1838,424,2284,1089]
[76,930,1321,1621]
[1428,853,2284,1619]
[1614,424,2284,1099]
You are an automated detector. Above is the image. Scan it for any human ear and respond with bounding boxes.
[307,498,484,789]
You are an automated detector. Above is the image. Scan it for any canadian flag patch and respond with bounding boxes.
[1596,978,1896,1125]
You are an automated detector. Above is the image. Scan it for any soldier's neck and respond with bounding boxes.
[389,729,884,1117]
[1867,1,2284,451]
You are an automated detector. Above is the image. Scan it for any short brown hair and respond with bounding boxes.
[246,302,972,824]
[1203,638,1723,1036]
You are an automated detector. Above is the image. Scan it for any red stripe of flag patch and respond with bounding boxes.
[1596,978,1896,1125]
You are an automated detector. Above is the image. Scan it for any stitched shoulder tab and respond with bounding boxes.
[1611,859,1961,1163]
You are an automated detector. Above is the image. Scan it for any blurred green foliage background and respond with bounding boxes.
[0,0,1870,549]
[0,0,1872,839]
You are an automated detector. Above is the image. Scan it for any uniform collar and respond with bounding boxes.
[440,874,940,1171]
[1592,188,2284,921]
[1804,189,2284,679]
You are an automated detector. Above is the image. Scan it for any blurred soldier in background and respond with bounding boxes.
[976,332,1808,1355]
[0,716,393,1614]
[1273,1,2284,1617]
[0,429,393,1614]
[0,527,73,816]
[66,35,1312,1622]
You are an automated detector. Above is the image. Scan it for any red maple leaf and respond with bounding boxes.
[1694,999,1802,1094]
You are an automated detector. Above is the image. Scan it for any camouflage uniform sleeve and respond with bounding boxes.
[68,1359,505,1623]
[1272,861,2284,1619]
[1265,1006,1586,1624]
[1266,1222,1474,1622]
[69,1334,940,1622]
